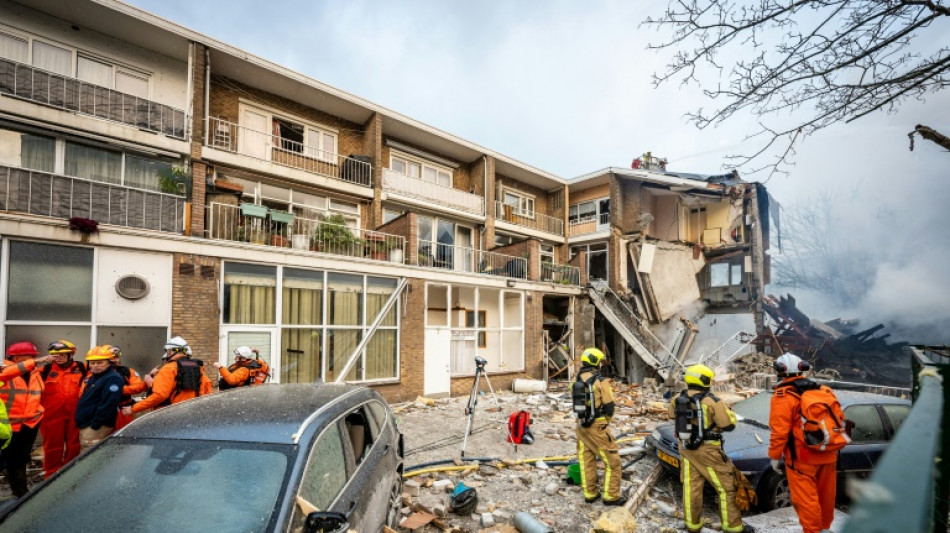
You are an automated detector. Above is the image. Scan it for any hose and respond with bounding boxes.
[404,454,579,478]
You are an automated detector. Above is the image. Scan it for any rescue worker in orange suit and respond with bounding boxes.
[669,364,754,533]
[107,346,145,430]
[75,346,124,450]
[575,348,626,506]
[122,336,212,418]
[39,340,85,478]
[213,346,267,389]
[769,352,836,533]
[0,342,53,496]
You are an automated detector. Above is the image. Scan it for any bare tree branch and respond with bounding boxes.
[909,124,950,150]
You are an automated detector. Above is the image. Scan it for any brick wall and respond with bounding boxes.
[171,253,220,374]
[364,113,383,227]
[482,156,496,249]
[491,238,540,281]
[190,44,207,159]
[190,162,207,237]
[371,277,426,403]
[495,174,559,219]
[569,249,588,285]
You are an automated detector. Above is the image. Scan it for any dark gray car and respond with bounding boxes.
[645,389,910,510]
[0,383,404,532]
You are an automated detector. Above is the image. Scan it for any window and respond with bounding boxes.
[382,208,404,224]
[64,142,122,184]
[466,310,487,348]
[709,261,743,287]
[390,153,452,187]
[115,70,149,99]
[223,263,277,325]
[882,404,910,436]
[0,128,54,172]
[843,405,887,443]
[8,241,93,321]
[125,155,173,192]
[569,198,609,225]
[503,190,535,218]
[32,41,71,76]
[293,423,347,528]
[344,407,374,465]
[0,31,29,63]
[540,244,555,264]
[77,55,113,87]
[271,116,337,162]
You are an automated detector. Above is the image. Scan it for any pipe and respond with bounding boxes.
[513,511,553,533]
[406,457,496,472]
[404,465,479,478]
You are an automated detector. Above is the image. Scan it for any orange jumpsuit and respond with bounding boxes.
[130,357,213,414]
[39,360,85,477]
[0,358,45,496]
[769,376,838,533]
[114,366,145,430]
[217,364,251,388]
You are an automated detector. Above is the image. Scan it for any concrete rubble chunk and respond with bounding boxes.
[404,479,421,496]
[591,507,638,533]
[480,512,496,527]
[543,482,559,495]
[433,479,454,492]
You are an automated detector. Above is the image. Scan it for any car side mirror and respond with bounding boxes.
[304,511,349,533]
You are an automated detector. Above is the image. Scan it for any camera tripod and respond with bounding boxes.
[460,359,512,458]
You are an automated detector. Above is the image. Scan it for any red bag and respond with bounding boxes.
[507,410,534,444]
[788,383,852,452]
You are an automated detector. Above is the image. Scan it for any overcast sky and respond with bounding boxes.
[125,0,950,343]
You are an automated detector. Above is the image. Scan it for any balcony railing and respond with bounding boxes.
[0,165,185,232]
[541,262,580,285]
[206,118,371,187]
[495,201,564,236]
[382,168,484,216]
[569,213,609,236]
[207,203,404,263]
[0,59,187,139]
[417,241,526,279]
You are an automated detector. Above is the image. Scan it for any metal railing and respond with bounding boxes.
[382,168,484,215]
[0,165,185,232]
[207,118,371,187]
[568,213,609,236]
[207,203,405,263]
[541,262,580,285]
[494,201,564,236]
[0,59,187,139]
[416,241,526,279]
[699,330,756,369]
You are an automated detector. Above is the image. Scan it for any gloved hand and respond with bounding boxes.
[770,459,783,474]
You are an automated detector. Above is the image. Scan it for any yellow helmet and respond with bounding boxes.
[581,347,605,367]
[684,364,715,388]
[85,345,114,361]
[47,340,77,355]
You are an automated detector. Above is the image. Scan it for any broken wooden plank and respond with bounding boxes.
[399,511,436,530]
[624,462,664,513]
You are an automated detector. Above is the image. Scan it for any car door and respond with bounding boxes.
[289,421,353,532]
[839,403,889,478]
[333,403,393,531]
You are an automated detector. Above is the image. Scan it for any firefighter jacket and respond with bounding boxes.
[41,360,85,418]
[131,357,213,414]
[579,368,616,424]
[116,366,145,406]
[768,376,838,466]
[217,363,251,388]
[75,367,123,430]
[0,358,45,431]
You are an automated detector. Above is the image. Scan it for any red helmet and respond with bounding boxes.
[7,341,39,357]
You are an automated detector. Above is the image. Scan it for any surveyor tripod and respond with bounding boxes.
[460,357,509,457]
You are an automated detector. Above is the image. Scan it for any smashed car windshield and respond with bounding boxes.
[730,392,772,425]
[1,438,291,533]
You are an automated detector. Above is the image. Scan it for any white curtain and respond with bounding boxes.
[0,32,28,63]
[32,41,71,76]
[77,55,113,88]
[125,155,169,191]
[115,70,148,98]
[64,142,121,184]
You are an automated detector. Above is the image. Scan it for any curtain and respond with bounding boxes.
[32,41,71,76]
[64,142,121,184]
[282,287,322,325]
[281,328,321,384]
[77,56,112,88]
[227,285,275,324]
[365,329,396,380]
[327,273,362,326]
[20,133,55,172]
[125,155,170,191]
[0,32,28,63]
[115,70,148,98]
[326,329,360,382]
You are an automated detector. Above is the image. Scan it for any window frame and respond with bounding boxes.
[238,102,339,163]
[502,189,536,219]
[389,150,453,188]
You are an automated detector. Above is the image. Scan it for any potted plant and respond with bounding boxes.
[311,214,361,256]
[364,231,392,261]
[269,225,290,247]
[157,166,190,196]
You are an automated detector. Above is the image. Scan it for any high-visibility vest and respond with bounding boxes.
[0,360,45,431]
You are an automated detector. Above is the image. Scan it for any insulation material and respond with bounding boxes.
[645,245,701,322]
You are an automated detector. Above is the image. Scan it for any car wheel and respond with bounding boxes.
[385,477,403,528]
[758,471,792,510]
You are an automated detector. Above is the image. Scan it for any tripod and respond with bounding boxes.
[460,358,509,458]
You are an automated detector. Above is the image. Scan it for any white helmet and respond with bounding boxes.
[233,346,254,359]
[774,352,810,376]
[164,336,190,354]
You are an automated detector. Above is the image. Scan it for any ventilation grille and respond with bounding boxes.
[115,275,150,300]
[179,263,195,276]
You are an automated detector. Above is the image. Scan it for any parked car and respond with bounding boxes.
[0,383,404,533]
[645,389,910,510]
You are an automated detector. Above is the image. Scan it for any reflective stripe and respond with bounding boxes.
[578,441,597,499]
[15,362,27,373]
[599,448,612,499]
[683,458,702,530]
[707,466,742,532]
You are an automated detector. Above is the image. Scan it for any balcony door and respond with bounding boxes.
[240,108,270,160]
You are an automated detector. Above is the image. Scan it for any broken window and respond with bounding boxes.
[273,117,305,152]
[710,263,730,287]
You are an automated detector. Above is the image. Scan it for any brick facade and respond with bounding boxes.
[171,253,220,371]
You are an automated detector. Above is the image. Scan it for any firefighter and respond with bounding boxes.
[575,347,626,506]
[768,352,835,533]
[107,346,145,430]
[122,336,212,417]
[213,346,267,389]
[670,364,754,533]
[75,346,124,450]
[39,340,85,478]
[0,342,53,496]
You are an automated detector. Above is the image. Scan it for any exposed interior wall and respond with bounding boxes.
[640,243,702,322]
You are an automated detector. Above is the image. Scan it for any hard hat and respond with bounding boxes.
[6,341,39,358]
[108,345,122,359]
[774,352,810,376]
[164,336,190,353]
[233,346,255,359]
[48,340,77,355]
[85,345,114,361]
[580,347,606,367]
[684,364,715,388]
[450,485,478,515]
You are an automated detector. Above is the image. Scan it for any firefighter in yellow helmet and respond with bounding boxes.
[669,364,754,533]
[573,347,626,505]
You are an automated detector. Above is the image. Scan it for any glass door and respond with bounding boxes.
[221,329,276,382]
[436,220,455,269]
[456,226,473,273]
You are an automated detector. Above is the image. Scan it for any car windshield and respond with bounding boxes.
[731,392,773,425]
[1,437,292,533]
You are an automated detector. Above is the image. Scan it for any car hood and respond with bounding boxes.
[655,419,772,456]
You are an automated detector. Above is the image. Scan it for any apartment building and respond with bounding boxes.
[0,0,587,402]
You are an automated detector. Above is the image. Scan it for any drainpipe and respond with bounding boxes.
[204,47,210,144]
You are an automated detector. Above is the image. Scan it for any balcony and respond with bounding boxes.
[207,203,405,263]
[541,263,580,286]
[495,201,564,236]
[382,168,484,216]
[0,165,185,233]
[0,59,187,139]
[416,242,527,279]
[207,118,371,187]
[569,213,609,236]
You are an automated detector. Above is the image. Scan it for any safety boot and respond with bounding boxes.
[6,468,29,497]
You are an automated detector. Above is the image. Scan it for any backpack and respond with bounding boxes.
[673,389,707,450]
[507,410,534,444]
[572,372,600,427]
[784,379,853,452]
[219,359,270,390]
[175,359,205,393]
